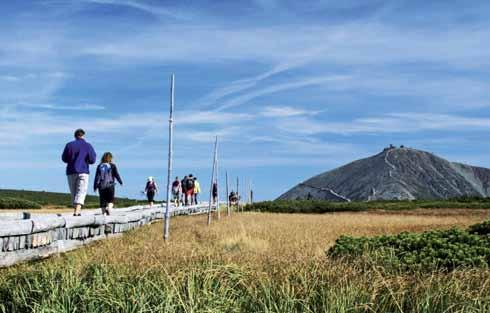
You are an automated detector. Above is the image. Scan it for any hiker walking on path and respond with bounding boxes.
[171,176,182,206]
[181,175,188,205]
[62,129,96,216]
[212,182,218,204]
[94,152,123,216]
[229,190,238,205]
[186,174,195,205]
[193,177,201,205]
[145,177,158,207]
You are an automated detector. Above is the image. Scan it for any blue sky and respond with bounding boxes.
[1,0,490,201]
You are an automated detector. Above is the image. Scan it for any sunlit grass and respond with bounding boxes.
[2,210,490,312]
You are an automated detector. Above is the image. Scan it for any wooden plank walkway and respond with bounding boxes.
[0,202,219,268]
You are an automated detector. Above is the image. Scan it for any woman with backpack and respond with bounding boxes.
[94,152,123,215]
[186,174,195,205]
[145,176,158,207]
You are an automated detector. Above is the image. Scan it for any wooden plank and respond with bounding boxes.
[31,216,65,233]
[0,220,33,237]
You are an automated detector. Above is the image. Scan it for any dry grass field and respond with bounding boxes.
[2,210,490,312]
[63,209,490,270]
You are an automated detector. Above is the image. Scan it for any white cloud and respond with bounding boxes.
[35,103,105,111]
[0,75,20,82]
[82,0,191,20]
[216,75,350,111]
[174,110,252,125]
[176,127,241,143]
[0,108,252,149]
[198,60,311,108]
[260,106,318,117]
[275,112,490,135]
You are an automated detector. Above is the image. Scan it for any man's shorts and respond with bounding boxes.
[67,173,89,205]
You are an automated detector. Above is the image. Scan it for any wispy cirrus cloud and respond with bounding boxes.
[260,106,319,118]
[34,103,105,111]
[0,75,20,82]
[0,108,252,147]
[275,112,490,135]
[81,0,191,20]
[174,110,252,125]
[216,75,350,111]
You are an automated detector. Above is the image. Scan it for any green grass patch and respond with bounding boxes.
[1,261,489,312]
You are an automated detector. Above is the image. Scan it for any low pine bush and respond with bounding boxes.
[245,200,417,213]
[245,198,490,214]
[0,197,41,210]
[468,220,490,236]
[328,220,490,271]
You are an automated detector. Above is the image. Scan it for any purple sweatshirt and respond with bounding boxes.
[61,138,97,175]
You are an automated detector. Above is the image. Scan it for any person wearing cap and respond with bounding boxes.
[62,129,97,216]
[145,176,158,207]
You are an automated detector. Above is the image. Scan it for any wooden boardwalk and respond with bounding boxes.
[0,202,218,268]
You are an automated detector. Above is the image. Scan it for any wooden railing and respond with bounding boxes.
[0,202,218,268]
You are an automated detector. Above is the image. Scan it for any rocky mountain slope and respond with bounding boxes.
[279,146,490,201]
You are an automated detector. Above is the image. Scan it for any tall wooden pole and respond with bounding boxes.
[236,177,240,212]
[207,136,218,225]
[249,179,252,205]
[164,74,174,241]
[216,139,220,220]
[226,171,230,217]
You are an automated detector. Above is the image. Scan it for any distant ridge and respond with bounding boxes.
[279,146,490,201]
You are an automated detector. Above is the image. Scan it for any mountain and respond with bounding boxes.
[279,146,490,201]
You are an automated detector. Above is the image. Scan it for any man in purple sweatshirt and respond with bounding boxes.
[62,129,97,216]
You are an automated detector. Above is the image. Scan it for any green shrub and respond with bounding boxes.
[245,200,417,213]
[468,220,490,235]
[328,224,490,271]
[0,197,41,210]
[245,198,490,214]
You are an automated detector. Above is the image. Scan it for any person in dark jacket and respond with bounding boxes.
[94,152,123,215]
[212,182,218,204]
[62,129,96,216]
[145,177,158,207]
[181,175,188,205]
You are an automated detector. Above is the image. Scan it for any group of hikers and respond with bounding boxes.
[62,129,159,216]
[170,175,201,206]
[61,128,240,217]
[169,175,236,206]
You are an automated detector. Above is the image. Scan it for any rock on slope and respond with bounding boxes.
[279,147,490,201]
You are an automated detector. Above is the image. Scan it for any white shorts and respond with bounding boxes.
[67,173,89,206]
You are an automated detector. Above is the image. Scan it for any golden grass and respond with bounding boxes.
[7,209,490,275]
[2,210,490,312]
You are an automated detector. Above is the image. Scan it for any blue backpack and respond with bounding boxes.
[98,163,114,189]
